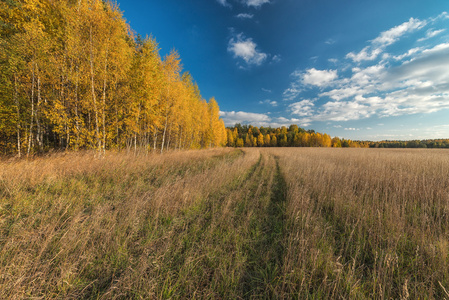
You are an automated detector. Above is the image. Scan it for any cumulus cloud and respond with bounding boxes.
[228,33,268,66]
[284,69,337,101]
[302,68,338,87]
[289,100,315,117]
[315,101,373,122]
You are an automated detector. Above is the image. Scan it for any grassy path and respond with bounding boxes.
[241,156,287,298]
[148,150,289,298]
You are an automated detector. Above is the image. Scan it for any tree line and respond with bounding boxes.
[369,139,449,148]
[225,124,369,148]
[0,0,226,157]
[226,125,449,149]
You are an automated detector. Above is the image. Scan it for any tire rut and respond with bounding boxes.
[241,154,288,299]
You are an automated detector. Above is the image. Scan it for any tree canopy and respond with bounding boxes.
[0,0,226,156]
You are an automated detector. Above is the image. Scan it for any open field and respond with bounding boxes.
[1,148,449,299]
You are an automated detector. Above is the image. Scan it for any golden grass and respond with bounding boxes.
[1,147,448,298]
[267,148,449,298]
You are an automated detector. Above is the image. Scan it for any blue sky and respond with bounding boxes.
[118,0,449,141]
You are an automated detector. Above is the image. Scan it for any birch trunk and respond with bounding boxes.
[27,63,35,157]
[160,114,168,154]
[89,25,101,153]
[14,74,21,158]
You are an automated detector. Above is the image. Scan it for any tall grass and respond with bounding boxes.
[0,148,250,298]
[269,148,449,298]
[1,148,448,298]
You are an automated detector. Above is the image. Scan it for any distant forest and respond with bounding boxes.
[226,124,449,149]
[0,0,226,157]
[225,124,369,148]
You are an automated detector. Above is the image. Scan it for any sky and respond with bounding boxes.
[117,0,449,141]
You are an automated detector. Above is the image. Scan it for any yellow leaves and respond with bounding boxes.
[0,0,227,154]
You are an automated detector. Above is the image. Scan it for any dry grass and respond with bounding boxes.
[267,148,449,299]
[1,147,448,298]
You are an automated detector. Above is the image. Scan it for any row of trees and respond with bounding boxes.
[226,124,449,149]
[369,139,449,148]
[226,124,369,148]
[0,0,226,156]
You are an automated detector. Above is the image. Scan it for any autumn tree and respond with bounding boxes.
[0,0,227,155]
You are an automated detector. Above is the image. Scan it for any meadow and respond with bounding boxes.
[1,148,448,299]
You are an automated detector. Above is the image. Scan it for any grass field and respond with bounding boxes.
[1,148,449,299]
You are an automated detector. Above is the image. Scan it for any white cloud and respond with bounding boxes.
[283,84,302,101]
[418,28,446,42]
[346,17,426,62]
[346,46,383,62]
[393,47,422,60]
[228,33,268,66]
[372,18,426,46]
[282,68,337,101]
[430,11,449,22]
[236,13,254,19]
[274,117,311,127]
[261,88,272,93]
[218,0,270,8]
[220,111,271,126]
[315,101,373,122]
[320,86,361,101]
[350,64,385,87]
[259,99,278,107]
[242,0,270,7]
[220,111,307,127]
[302,68,338,87]
[289,100,315,117]
[313,42,449,122]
